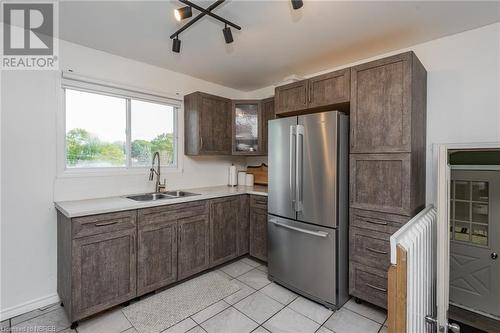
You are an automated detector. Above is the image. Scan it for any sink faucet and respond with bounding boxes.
[149,152,166,193]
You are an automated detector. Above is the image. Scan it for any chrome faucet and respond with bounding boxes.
[149,152,166,193]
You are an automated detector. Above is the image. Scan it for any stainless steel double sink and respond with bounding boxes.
[125,190,199,202]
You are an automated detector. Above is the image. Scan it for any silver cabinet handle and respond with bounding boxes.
[269,219,328,238]
[295,125,304,212]
[95,220,118,227]
[289,125,296,210]
[366,247,388,255]
[491,252,498,260]
[366,283,387,292]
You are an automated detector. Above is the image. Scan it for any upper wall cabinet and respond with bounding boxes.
[260,97,275,155]
[232,100,262,155]
[274,68,350,115]
[274,80,308,115]
[308,69,350,108]
[184,93,274,156]
[350,51,427,154]
[184,92,232,156]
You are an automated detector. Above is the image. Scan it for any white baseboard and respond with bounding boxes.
[0,294,60,321]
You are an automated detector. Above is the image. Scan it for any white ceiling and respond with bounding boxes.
[59,1,500,91]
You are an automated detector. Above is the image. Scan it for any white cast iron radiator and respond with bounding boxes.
[389,206,437,333]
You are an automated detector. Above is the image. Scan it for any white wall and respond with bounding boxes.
[248,23,500,203]
[0,40,249,319]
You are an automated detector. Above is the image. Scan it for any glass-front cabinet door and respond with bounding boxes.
[232,100,262,155]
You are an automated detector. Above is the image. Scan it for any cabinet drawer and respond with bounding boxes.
[350,209,408,234]
[250,195,268,210]
[73,210,136,239]
[138,201,209,226]
[349,262,387,309]
[350,153,412,215]
[350,227,390,270]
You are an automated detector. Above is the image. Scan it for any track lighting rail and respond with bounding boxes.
[169,0,240,40]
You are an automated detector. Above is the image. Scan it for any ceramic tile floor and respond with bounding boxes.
[1,257,387,333]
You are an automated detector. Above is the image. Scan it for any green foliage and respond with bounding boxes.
[66,128,101,165]
[66,128,174,167]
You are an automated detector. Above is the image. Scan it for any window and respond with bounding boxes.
[450,180,490,246]
[64,88,177,170]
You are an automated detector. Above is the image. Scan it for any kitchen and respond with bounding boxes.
[1,1,500,333]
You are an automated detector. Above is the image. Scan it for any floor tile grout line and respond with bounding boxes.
[341,306,387,325]
[10,304,66,328]
[228,304,264,327]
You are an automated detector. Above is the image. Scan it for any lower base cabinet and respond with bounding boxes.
[178,214,210,280]
[249,195,268,262]
[57,194,268,324]
[58,211,138,322]
[348,208,409,309]
[137,214,177,296]
[210,197,240,267]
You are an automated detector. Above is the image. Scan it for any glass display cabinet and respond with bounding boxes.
[232,100,262,155]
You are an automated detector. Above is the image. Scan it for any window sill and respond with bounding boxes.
[57,166,182,179]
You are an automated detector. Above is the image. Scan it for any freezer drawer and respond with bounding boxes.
[267,215,337,306]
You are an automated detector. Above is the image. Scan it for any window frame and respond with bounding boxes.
[57,73,182,178]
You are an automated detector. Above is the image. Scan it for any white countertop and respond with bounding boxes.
[55,185,268,218]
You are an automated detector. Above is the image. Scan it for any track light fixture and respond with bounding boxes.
[291,0,303,10]
[172,36,181,53]
[174,6,192,21]
[222,24,233,44]
[170,0,302,53]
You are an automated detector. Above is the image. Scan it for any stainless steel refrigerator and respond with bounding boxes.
[267,110,349,309]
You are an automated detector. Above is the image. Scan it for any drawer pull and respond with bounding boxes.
[359,217,388,226]
[95,221,118,227]
[366,247,388,255]
[366,283,387,293]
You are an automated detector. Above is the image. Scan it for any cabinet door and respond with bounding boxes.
[274,80,308,115]
[350,52,412,153]
[261,97,275,155]
[199,93,232,155]
[350,153,412,215]
[308,69,350,108]
[137,220,177,295]
[178,214,210,280]
[232,100,262,155]
[250,207,268,262]
[238,195,250,256]
[72,228,136,320]
[210,197,239,266]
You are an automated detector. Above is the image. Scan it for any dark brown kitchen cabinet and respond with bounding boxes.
[184,92,232,155]
[350,51,427,154]
[274,80,308,115]
[249,195,268,262]
[137,211,177,296]
[261,97,275,155]
[209,197,240,266]
[274,68,350,115]
[350,153,425,216]
[348,51,427,309]
[308,69,350,108]
[178,214,210,280]
[350,261,388,309]
[238,195,250,256]
[57,210,137,323]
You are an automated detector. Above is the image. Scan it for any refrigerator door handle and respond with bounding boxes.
[269,219,329,238]
[289,125,297,210]
[295,125,304,212]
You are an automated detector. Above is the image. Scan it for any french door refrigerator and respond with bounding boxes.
[267,110,349,309]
